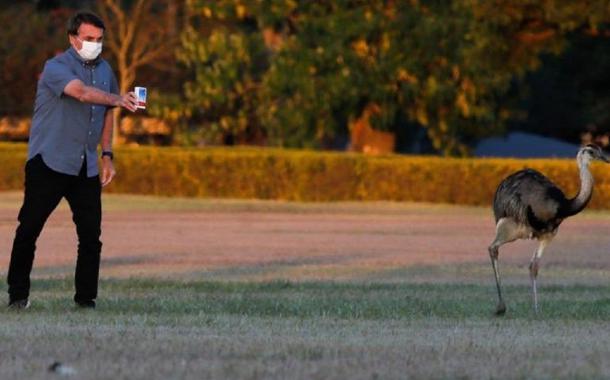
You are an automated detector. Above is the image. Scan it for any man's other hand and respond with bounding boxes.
[100,156,116,187]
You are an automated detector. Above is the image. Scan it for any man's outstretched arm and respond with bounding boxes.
[64,79,138,112]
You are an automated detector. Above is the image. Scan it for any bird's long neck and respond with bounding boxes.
[564,160,594,217]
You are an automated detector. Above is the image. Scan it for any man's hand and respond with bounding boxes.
[116,92,138,112]
[100,156,116,187]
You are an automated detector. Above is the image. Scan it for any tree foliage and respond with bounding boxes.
[2,1,610,153]
[180,0,610,155]
[178,19,268,144]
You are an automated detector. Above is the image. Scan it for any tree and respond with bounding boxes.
[96,0,182,144]
[175,1,268,145]
[179,29,267,145]
[181,0,610,155]
[472,1,610,144]
[0,5,68,116]
[256,0,610,154]
[250,1,499,153]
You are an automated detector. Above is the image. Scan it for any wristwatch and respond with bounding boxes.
[101,150,114,160]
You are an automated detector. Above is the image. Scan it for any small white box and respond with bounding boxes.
[135,86,147,109]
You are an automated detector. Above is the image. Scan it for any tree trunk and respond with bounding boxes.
[113,55,132,145]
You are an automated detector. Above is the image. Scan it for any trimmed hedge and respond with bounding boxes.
[2,143,610,208]
[0,143,29,191]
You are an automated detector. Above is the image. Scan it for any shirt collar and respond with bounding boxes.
[67,47,102,68]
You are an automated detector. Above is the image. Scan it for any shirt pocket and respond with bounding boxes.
[97,79,111,92]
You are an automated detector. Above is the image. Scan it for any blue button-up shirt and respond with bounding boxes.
[28,47,119,177]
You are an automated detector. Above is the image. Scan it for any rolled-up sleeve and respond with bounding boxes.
[41,60,78,97]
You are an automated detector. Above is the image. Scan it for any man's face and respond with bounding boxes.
[69,23,104,51]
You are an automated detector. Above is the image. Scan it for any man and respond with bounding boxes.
[6,11,138,309]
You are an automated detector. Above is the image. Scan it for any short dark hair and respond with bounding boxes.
[67,11,105,36]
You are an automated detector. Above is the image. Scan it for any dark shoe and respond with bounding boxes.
[8,299,31,310]
[75,299,96,309]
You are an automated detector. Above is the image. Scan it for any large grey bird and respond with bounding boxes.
[488,144,609,315]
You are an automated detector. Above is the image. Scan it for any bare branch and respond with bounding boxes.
[103,0,126,37]
[96,4,118,52]
[98,0,126,55]
[132,47,172,70]
[123,0,150,54]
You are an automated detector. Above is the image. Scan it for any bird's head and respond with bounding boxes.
[577,144,610,166]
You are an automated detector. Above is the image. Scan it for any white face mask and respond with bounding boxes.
[76,38,102,61]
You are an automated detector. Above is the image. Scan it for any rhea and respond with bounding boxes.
[488,144,609,315]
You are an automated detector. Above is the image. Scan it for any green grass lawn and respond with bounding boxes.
[0,193,609,379]
[1,279,609,380]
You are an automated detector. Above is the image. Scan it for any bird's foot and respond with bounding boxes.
[495,302,506,316]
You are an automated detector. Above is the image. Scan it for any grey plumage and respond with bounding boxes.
[488,144,609,315]
[492,168,567,237]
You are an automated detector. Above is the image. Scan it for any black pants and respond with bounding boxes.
[7,154,102,303]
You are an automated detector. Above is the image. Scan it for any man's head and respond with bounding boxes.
[67,11,105,61]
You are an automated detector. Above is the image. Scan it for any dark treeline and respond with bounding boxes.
[1,1,610,155]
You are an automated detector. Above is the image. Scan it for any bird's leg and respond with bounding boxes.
[529,238,550,314]
[489,245,506,315]
[488,218,522,316]
[529,258,539,314]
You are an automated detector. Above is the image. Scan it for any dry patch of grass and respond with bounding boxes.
[0,191,491,214]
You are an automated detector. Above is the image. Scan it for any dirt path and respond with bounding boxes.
[1,194,609,282]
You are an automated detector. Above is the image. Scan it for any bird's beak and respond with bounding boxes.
[602,154,610,163]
